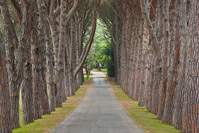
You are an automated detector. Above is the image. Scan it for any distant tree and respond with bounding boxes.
[83,54,95,79]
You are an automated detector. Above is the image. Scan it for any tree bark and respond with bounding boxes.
[56,0,68,107]
[30,4,44,119]
[0,0,20,129]
[37,0,50,115]
[182,0,199,132]
[173,0,190,130]
[162,0,179,124]
[139,20,150,106]
[157,0,171,119]
[0,28,12,133]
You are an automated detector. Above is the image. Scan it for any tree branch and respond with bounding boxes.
[65,0,79,24]
[10,0,22,23]
[73,9,97,79]
[140,0,160,56]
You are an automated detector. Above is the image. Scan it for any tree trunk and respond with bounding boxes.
[162,0,179,124]
[139,20,150,106]
[31,8,43,119]
[134,17,143,101]
[37,0,50,115]
[0,28,12,133]
[157,0,171,119]
[145,46,154,112]
[56,0,68,107]
[182,0,199,132]
[65,29,71,97]
[0,0,22,128]
[114,13,121,84]
[46,24,56,112]
[48,1,60,102]
[69,17,77,95]
[173,0,190,130]
[20,1,35,125]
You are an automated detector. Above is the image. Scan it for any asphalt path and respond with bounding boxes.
[51,72,144,133]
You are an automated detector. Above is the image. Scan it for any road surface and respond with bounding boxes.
[51,72,144,133]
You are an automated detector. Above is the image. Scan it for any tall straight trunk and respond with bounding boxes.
[139,20,150,106]
[61,46,67,102]
[46,24,56,112]
[127,20,136,98]
[125,8,134,96]
[77,15,85,86]
[0,29,12,133]
[151,51,161,114]
[77,18,84,86]
[31,12,43,119]
[69,17,77,96]
[56,0,68,107]
[74,14,81,88]
[132,18,139,99]
[50,25,59,77]
[20,1,35,125]
[141,0,164,114]
[65,25,72,96]
[182,0,199,132]
[48,1,60,98]
[120,6,128,93]
[123,12,128,94]
[173,0,190,130]
[125,13,135,98]
[65,28,71,97]
[135,18,144,104]
[162,0,179,124]
[157,0,171,119]
[114,13,121,84]
[145,46,154,111]
[37,0,50,114]
[0,0,21,129]
[64,50,69,97]
[21,55,33,123]
[141,0,162,114]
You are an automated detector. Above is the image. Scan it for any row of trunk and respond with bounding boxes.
[0,0,98,132]
[102,0,199,132]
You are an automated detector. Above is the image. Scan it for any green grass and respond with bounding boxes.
[13,87,87,133]
[93,69,107,75]
[82,77,93,86]
[83,71,93,76]
[112,87,182,133]
[84,77,93,81]
[101,69,107,74]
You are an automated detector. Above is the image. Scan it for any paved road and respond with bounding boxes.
[51,72,144,133]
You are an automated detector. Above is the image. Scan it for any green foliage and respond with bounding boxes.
[83,47,96,78]
[102,42,115,77]
[106,57,115,77]
[84,52,96,70]
[83,19,115,77]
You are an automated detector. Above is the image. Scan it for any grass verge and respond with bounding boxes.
[111,87,181,133]
[93,69,107,75]
[13,87,87,133]
[84,77,93,82]
[83,71,93,76]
